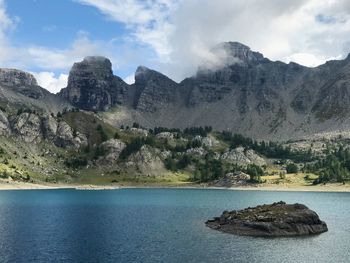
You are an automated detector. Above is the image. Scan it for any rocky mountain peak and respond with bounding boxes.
[59,56,130,111]
[135,65,150,75]
[70,56,113,78]
[0,69,38,87]
[213,42,266,64]
[133,66,179,112]
[135,66,173,84]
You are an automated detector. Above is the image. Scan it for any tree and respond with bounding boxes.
[286,163,298,174]
[164,157,177,171]
[96,124,108,142]
[114,132,120,139]
[246,164,264,183]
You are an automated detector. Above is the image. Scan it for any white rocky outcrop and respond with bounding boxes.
[99,139,126,164]
[221,147,266,165]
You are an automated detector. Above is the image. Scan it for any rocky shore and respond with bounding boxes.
[206,201,328,237]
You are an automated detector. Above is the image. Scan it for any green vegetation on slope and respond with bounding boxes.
[1,109,350,187]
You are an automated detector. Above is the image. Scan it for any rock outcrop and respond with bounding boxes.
[98,139,126,164]
[126,145,166,175]
[9,112,87,147]
[221,147,266,166]
[206,201,328,237]
[54,121,87,148]
[59,56,130,111]
[0,110,10,135]
[11,113,43,143]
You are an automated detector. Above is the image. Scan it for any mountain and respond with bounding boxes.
[1,47,350,185]
[59,42,350,140]
[1,42,350,141]
[0,68,68,114]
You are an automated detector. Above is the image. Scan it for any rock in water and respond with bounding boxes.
[206,201,328,237]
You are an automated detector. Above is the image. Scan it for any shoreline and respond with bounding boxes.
[1,179,350,192]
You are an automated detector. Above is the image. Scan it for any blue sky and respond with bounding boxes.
[3,0,157,91]
[8,0,125,47]
[0,0,350,93]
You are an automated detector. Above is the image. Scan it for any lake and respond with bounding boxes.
[0,188,349,262]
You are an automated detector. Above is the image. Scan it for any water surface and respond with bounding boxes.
[0,188,349,262]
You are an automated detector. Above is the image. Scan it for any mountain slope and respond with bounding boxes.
[2,41,342,141]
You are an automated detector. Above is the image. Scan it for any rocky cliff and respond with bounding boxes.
[1,41,350,141]
[59,56,130,111]
[59,42,350,140]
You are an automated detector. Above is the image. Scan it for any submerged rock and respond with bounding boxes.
[206,201,328,237]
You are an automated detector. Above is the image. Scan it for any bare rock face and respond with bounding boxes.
[206,201,328,237]
[54,121,87,148]
[0,110,10,135]
[59,56,129,111]
[99,139,126,164]
[0,69,37,86]
[41,115,58,140]
[0,69,44,99]
[221,147,266,166]
[56,42,350,140]
[10,113,87,147]
[11,113,43,143]
[133,66,180,112]
[0,68,69,114]
[126,145,166,175]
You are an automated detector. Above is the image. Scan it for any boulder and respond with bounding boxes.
[206,201,328,237]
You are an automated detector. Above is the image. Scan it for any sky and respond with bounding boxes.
[1,0,350,93]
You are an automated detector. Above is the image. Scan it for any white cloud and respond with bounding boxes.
[32,72,68,94]
[76,0,179,59]
[284,53,343,68]
[75,0,350,81]
[0,0,17,63]
[0,31,115,71]
[123,74,135,84]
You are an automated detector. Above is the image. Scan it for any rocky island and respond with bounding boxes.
[206,201,328,237]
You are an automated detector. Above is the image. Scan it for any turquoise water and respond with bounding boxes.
[0,188,349,263]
